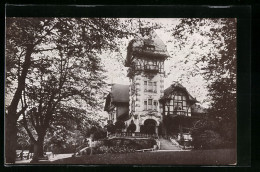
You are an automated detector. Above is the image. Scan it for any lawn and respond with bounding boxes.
[50,149,236,165]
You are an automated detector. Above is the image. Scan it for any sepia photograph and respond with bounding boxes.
[5,16,237,165]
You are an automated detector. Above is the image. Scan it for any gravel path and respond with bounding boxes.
[15,153,73,164]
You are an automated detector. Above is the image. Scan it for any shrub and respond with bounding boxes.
[192,130,224,149]
[102,138,156,152]
[107,124,116,133]
[115,121,125,131]
[127,123,136,133]
[93,145,136,154]
[107,145,136,154]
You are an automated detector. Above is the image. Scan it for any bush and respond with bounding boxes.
[93,145,136,154]
[127,123,136,133]
[94,138,157,154]
[107,145,136,154]
[107,124,116,133]
[192,130,224,149]
[115,121,125,131]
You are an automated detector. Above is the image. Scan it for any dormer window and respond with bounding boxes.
[143,41,155,51]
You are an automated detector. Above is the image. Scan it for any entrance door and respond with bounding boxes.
[141,119,157,134]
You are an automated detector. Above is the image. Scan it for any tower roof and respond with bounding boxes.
[125,29,170,67]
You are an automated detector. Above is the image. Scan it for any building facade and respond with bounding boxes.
[104,29,206,136]
[123,28,169,134]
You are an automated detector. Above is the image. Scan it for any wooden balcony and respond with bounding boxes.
[144,65,159,73]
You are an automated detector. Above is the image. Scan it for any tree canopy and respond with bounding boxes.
[171,18,237,147]
[5,17,132,163]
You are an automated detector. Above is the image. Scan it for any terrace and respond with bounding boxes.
[107,132,158,139]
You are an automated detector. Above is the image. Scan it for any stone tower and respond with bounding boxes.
[124,28,169,134]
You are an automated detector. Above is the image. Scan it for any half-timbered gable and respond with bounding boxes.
[160,82,197,117]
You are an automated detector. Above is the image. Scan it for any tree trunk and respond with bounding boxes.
[31,135,45,163]
[5,45,34,164]
[5,115,18,164]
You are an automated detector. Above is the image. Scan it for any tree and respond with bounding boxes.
[107,124,116,133]
[89,126,107,141]
[5,18,58,163]
[114,120,126,132]
[171,18,237,146]
[191,118,222,149]
[127,123,136,133]
[5,17,130,163]
[17,122,31,151]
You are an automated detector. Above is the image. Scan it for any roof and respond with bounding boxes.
[125,29,170,67]
[104,84,129,111]
[160,81,197,103]
[110,84,129,103]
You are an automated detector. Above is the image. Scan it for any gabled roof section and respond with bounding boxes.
[104,84,129,112]
[160,81,197,103]
[125,29,169,67]
[110,84,129,103]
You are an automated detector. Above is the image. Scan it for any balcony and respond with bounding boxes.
[144,89,157,94]
[144,65,159,73]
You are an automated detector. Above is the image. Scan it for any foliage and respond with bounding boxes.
[90,126,107,141]
[107,124,116,133]
[192,130,223,149]
[114,120,125,131]
[191,118,227,149]
[162,115,180,135]
[5,17,133,162]
[100,145,136,154]
[17,122,31,150]
[127,123,136,133]
[104,138,156,150]
[172,18,237,147]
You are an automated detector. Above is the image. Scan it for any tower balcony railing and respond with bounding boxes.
[144,65,159,72]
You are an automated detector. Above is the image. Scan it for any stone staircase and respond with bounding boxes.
[158,138,182,150]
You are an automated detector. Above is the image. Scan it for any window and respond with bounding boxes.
[144,81,147,92]
[164,91,190,116]
[132,100,135,112]
[148,99,152,110]
[144,101,147,110]
[167,106,170,115]
[153,101,158,111]
[148,82,153,92]
[153,82,157,92]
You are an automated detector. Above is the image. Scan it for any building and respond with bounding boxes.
[104,84,129,125]
[104,28,206,136]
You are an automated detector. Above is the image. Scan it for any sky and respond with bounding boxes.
[100,18,213,108]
